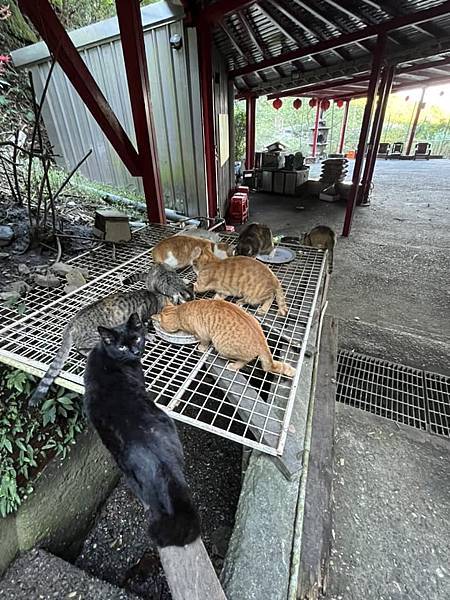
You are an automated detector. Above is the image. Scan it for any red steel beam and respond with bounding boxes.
[311,102,321,159]
[198,24,218,218]
[359,65,395,204]
[342,34,387,237]
[405,87,426,155]
[17,0,141,176]
[115,0,165,224]
[267,75,370,100]
[245,95,256,169]
[229,1,450,78]
[338,99,350,154]
[265,57,450,100]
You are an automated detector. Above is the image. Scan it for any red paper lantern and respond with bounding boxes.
[272,98,282,110]
[336,99,344,108]
[309,98,317,108]
[321,98,330,111]
[293,98,302,110]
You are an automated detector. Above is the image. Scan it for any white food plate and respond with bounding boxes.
[256,246,296,264]
[152,320,198,345]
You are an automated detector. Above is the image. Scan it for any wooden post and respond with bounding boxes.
[159,537,227,600]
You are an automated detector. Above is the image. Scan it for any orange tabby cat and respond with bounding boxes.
[153,299,295,377]
[152,235,232,270]
[192,248,288,316]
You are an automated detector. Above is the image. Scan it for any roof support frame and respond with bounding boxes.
[229,2,450,78]
[342,34,387,237]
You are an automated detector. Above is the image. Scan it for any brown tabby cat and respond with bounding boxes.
[191,248,288,316]
[302,226,336,273]
[236,222,274,257]
[152,235,232,270]
[153,299,295,377]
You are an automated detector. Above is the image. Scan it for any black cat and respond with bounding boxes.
[83,313,200,547]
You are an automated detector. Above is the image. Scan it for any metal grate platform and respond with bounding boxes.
[0,225,326,456]
[336,351,450,438]
[0,224,178,330]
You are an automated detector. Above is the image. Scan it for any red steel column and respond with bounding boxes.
[342,34,387,237]
[405,87,426,155]
[245,95,256,170]
[338,99,350,154]
[115,0,165,223]
[359,65,395,204]
[311,102,321,158]
[198,24,218,218]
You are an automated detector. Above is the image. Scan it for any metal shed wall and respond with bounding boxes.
[213,46,235,217]
[11,2,208,217]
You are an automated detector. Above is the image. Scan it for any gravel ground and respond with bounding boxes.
[76,423,242,599]
[0,549,139,599]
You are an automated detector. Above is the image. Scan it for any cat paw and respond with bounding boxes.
[197,342,210,352]
[227,360,247,371]
[213,293,225,300]
[277,308,288,316]
[256,306,269,315]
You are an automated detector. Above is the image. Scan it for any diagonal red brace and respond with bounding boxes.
[115,0,165,224]
[18,0,141,177]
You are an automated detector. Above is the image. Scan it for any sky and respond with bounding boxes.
[393,83,450,111]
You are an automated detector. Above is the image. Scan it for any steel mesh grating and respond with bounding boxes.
[0,224,326,456]
[336,351,450,438]
[0,224,182,330]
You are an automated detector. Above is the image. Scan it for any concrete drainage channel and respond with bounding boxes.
[336,350,450,438]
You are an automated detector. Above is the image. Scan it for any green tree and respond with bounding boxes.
[234,101,246,161]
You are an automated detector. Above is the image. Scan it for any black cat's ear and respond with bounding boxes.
[127,312,142,330]
[98,326,116,345]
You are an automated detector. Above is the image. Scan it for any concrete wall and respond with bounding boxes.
[0,427,119,575]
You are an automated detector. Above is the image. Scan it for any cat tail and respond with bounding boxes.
[122,272,144,285]
[28,328,73,407]
[149,477,201,548]
[275,283,288,315]
[259,343,296,378]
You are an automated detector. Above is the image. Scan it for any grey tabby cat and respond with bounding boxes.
[122,264,193,303]
[302,225,337,273]
[29,290,166,407]
[236,223,274,257]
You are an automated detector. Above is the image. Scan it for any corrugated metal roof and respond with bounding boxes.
[191,0,450,96]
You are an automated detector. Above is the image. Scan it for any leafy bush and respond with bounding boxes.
[0,367,85,518]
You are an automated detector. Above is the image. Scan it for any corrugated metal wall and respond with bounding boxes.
[12,3,210,217]
[213,47,235,217]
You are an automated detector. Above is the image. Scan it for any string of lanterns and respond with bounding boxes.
[271,97,347,110]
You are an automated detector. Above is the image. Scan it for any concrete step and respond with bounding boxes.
[0,548,139,599]
[326,404,450,600]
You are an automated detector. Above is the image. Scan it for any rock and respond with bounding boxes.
[0,225,14,247]
[5,280,30,295]
[51,262,89,279]
[34,273,62,288]
[63,268,87,294]
[0,291,21,303]
[18,263,31,276]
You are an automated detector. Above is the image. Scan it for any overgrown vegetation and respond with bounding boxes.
[0,366,84,518]
[238,92,450,157]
